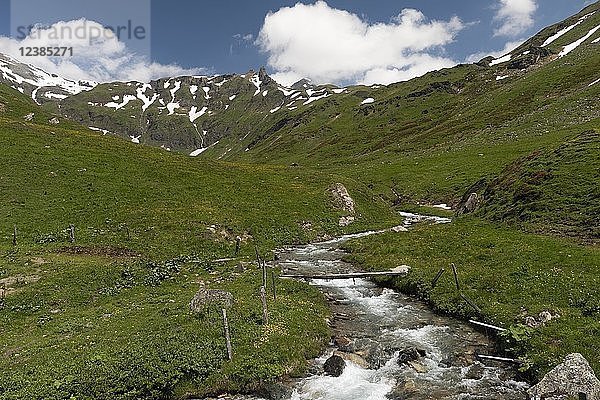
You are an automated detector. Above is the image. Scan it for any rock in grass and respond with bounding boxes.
[527,353,600,400]
[323,354,346,377]
[190,289,234,313]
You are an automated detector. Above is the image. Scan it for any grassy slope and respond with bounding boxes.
[337,4,600,381]
[0,3,598,395]
[343,218,600,379]
[477,130,599,241]
[0,84,400,399]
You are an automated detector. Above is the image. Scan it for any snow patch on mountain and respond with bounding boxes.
[541,11,595,48]
[0,53,95,103]
[250,74,262,96]
[361,98,375,105]
[304,92,330,105]
[490,54,512,66]
[167,102,180,115]
[189,106,208,122]
[190,140,219,157]
[105,95,137,110]
[542,20,584,47]
[170,81,182,99]
[559,25,600,57]
[136,84,158,112]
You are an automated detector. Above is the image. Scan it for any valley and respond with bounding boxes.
[0,2,598,399]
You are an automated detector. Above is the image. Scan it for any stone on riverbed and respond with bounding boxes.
[527,353,600,400]
[397,347,426,365]
[323,354,346,377]
[333,336,354,352]
[334,351,370,369]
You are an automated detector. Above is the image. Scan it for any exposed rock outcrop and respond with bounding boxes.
[528,353,600,400]
[328,183,356,227]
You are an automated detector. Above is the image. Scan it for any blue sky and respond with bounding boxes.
[149,0,591,73]
[0,0,594,85]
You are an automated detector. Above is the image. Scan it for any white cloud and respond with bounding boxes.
[466,39,524,63]
[0,19,204,83]
[256,1,464,86]
[493,0,537,37]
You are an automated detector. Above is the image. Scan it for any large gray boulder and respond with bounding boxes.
[528,353,600,400]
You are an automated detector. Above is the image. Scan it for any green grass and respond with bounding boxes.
[0,251,330,399]
[0,3,599,395]
[342,217,600,379]
[477,130,599,241]
[0,84,401,398]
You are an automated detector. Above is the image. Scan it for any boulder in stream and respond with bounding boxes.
[527,353,600,400]
[323,354,346,377]
[334,351,370,369]
[397,347,426,365]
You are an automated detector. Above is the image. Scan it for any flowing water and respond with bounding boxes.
[206,214,529,400]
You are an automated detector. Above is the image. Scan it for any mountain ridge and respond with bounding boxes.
[0,2,598,160]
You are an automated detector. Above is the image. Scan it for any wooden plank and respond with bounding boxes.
[469,319,506,332]
[476,354,521,364]
[279,271,408,280]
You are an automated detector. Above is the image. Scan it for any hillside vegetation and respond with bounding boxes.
[0,1,598,397]
[0,84,398,399]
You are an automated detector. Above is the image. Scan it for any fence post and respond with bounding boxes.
[431,268,445,288]
[12,225,17,246]
[260,286,269,325]
[222,308,233,360]
[271,270,277,301]
[69,224,75,243]
[235,236,241,256]
[451,263,460,291]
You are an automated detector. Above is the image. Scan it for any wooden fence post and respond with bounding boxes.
[262,260,268,290]
[222,308,233,360]
[271,270,277,301]
[431,268,445,288]
[260,286,269,325]
[12,225,17,246]
[235,236,241,256]
[451,263,460,291]
[461,293,482,315]
[69,224,75,243]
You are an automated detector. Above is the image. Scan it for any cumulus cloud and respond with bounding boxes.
[465,39,524,63]
[493,0,537,37]
[256,1,464,86]
[0,19,204,83]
